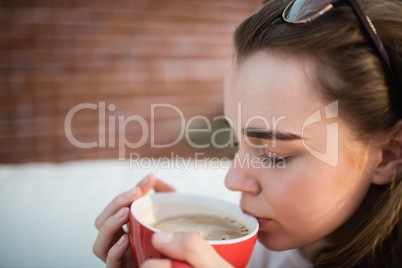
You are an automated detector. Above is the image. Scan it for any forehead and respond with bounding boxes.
[224,52,326,132]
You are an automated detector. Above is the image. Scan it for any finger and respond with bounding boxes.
[93,207,130,262]
[151,232,231,268]
[95,187,140,230]
[141,259,172,268]
[136,173,157,195]
[154,179,176,192]
[106,234,129,268]
[95,174,156,229]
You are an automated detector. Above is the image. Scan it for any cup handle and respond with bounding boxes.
[172,260,192,268]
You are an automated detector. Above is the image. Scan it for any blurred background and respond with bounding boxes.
[0,0,260,164]
[0,1,260,267]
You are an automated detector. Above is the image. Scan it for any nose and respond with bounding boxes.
[224,148,261,194]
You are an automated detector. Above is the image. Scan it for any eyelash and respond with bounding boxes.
[233,139,291,166]
[258,153,289,165]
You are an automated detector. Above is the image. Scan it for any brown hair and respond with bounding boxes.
[234,0,402,267]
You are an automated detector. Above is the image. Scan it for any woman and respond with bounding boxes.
[93,0,402,267]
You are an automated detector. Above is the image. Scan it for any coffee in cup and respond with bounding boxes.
[129,192,258,268]
[152,213,250,240]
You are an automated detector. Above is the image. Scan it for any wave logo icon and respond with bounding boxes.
[302,101,339,167]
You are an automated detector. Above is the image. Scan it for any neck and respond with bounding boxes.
[299,239,328,261]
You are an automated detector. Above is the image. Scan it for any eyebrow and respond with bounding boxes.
[243,128,302,141]
[223,119,303,141]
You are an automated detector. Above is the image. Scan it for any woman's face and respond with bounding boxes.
[224,52,381,252]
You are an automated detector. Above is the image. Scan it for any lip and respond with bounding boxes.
[256,217,272,228]
[241,208,272,228]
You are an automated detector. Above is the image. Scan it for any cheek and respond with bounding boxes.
[263,153,372,241]
[262,165,333,221]
[304,159,369,218]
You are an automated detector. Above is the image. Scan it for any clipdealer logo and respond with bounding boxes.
[64,102,236,160]
[64,101,339,167]
[302,101,339,167]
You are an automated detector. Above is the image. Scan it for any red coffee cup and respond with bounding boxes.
[129,192,258,268]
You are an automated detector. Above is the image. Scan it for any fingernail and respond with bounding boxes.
[125,187,139,198]
[153,232,174,244]
[114,207,126,219]
[117,235,126,246]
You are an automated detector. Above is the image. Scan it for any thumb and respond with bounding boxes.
[151,232,232,268]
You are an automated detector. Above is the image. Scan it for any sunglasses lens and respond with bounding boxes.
[283,0,333,22]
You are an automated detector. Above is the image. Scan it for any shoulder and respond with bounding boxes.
[247,241,312,268]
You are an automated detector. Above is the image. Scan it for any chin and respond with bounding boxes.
[257,231,296,252]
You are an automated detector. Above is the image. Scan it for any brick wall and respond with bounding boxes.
[0,0,259,163]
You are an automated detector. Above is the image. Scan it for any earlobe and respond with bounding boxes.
[371,121,402,185]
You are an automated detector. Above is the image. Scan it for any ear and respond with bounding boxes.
[372,120,402,185]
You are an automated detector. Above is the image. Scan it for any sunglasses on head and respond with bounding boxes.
[283,0,398,95]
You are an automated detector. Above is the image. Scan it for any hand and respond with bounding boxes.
[141,232,233,268]
[93,174,175,268]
